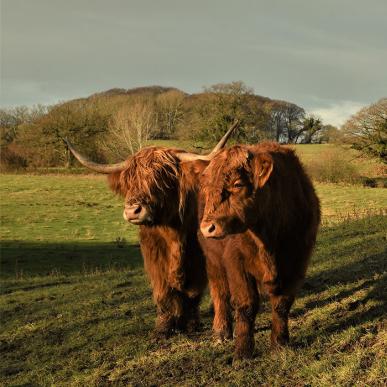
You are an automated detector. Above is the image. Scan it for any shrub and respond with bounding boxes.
[0,145,28,171]
[362,177,377,188]
[362,177,387,188]
[305,148,361,184]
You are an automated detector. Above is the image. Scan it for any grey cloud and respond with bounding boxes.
[1,0,386,126]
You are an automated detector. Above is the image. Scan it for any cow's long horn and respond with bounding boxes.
[65,139,128,174]
[175,120,239,162]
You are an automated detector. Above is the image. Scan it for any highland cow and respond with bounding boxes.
[65,123,238,337]
[198,142,320,359]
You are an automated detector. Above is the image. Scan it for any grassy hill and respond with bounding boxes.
[1,173,386,385]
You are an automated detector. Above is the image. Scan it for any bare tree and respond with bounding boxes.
[265,102,286,142]
[282,102,305,143]
[106,99,156,159]
[154,90,185,139]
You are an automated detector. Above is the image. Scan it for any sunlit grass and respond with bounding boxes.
[1,174,386,385]
[0,174,137,243]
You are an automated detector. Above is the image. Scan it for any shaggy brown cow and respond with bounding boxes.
[198,142,320,359]
[65,123,238,337]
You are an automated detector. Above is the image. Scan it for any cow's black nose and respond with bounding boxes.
[124,204,142,220]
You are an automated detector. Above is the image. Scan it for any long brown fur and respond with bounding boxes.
[199,142,321,359]
[108,147,207,335]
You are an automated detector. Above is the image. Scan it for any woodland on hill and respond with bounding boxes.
[1,82,385,170]
[0,82,336,169]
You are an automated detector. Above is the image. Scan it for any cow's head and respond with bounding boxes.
[66,121,239,226]
[109,147,184,225]
[200,145,273,238]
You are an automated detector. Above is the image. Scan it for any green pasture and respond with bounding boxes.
[0,174,386,386]
[147,141,385,180]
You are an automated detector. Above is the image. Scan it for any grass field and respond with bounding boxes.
[1,174,386,386]
[148,141,386,180]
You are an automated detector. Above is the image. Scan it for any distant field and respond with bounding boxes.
[16,143,385,183]
[291,144,385,179]
[147,141,385,179]
[146,140,342,156]
[1,175,386,385]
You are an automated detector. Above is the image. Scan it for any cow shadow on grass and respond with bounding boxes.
[0,240,143,281]
[291,215,386,346]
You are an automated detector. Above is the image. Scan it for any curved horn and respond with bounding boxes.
[65,138,128,174]
[176,120,239,162]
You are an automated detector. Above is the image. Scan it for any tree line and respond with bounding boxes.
[1,82,384,170]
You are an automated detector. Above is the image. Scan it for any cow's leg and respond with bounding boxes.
[154,288,183,337]
[257,245,295,347]
[155,310,174,337]
[232,278,259,359]
[225,257,259,359]
[204,247,232,341]
[155,307,174,337]
[142,240,186,337]
[269,293,295,348]
[149,270,177,337]
[179,294,202,333]
[209,277,232,341]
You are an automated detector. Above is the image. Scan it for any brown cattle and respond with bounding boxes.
[198,142,320,359]
[65,122,238,337]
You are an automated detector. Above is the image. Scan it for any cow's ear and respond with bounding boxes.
[192,160,208,175]
[108,171,125,196]
[251,153,273,189]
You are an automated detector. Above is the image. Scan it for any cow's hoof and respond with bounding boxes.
[152,328,174,340]
[175,315,200,333]
[233,347,254,361]
[214,328,233,343]
[185,318,202,334]
[154,317,175,339]
[234,337,254,360]
[271,332,290,349]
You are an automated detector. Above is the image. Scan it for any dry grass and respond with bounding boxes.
[1,174,386,386]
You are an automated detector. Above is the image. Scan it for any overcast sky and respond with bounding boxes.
[1,0,386,126]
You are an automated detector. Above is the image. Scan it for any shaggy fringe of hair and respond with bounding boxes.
[118,147,189,220]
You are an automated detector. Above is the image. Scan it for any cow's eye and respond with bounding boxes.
[233,180,244,188]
